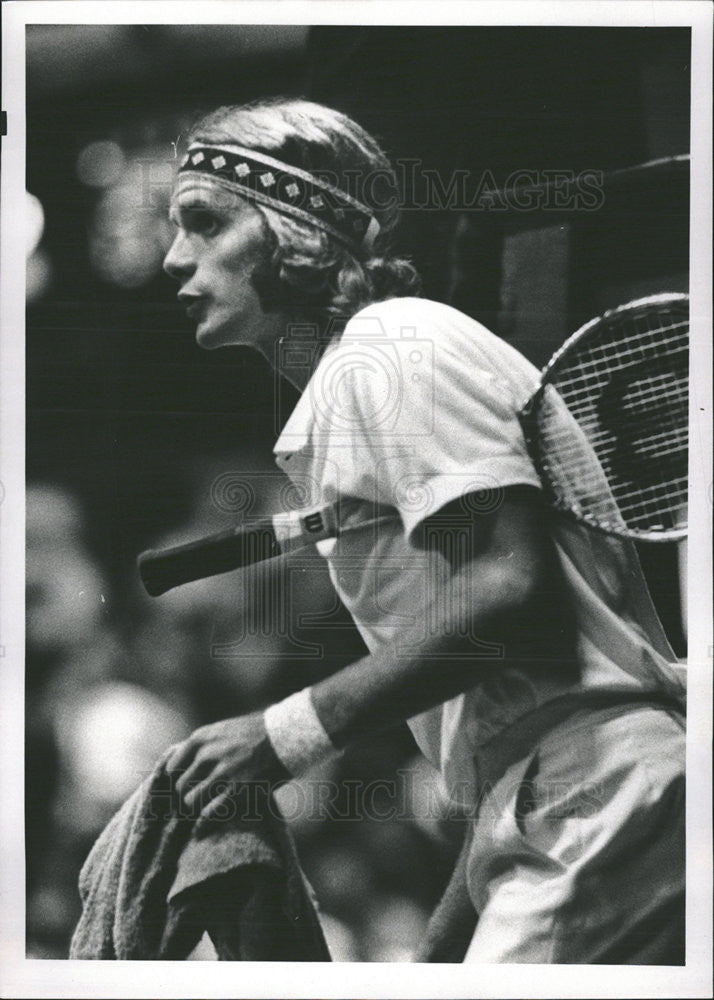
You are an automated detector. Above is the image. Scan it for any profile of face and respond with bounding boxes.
[163,176,280,354]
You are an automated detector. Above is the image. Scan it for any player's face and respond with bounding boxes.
[164,177,280,353]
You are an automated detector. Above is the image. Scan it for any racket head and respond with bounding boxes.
[521,293,689,542]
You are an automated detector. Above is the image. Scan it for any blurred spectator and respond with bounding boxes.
[26,190,52,304]
[25,483,191,955]
[87,145,176,290]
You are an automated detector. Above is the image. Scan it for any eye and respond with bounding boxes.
[185,209,221,237]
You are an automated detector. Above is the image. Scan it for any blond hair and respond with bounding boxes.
[186,99,421,327]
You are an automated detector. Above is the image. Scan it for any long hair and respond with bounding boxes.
[186,99,421,329]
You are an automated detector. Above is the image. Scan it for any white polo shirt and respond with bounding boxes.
[274,297,685,805]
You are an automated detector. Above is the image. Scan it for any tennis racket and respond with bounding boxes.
[138,292,689,597]
[519,291,688,543]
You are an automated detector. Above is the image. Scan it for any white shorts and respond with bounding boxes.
[464,702,685,964]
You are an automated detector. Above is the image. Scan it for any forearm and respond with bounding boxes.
[265,490,574,772]
[310,563,570,748]
[166,562,567,817]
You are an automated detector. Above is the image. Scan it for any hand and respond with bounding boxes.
[163,711,291,822]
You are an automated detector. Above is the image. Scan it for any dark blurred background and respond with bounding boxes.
[25,25,691,958]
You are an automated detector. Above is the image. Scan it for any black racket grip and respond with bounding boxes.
[138,519,281,596]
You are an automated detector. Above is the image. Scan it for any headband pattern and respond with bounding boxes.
[179,144,380,252]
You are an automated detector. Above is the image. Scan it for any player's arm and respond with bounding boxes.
[166,485,572,817]
[310,484,572,747]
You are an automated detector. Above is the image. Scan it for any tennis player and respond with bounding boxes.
[162,99,686,963]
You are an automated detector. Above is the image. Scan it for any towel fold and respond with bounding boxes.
[69,761,330,961]
[413,822,477,963]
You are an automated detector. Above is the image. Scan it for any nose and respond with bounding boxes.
[163,230,195,281]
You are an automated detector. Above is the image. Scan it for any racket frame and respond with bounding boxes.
[519,292,689,543]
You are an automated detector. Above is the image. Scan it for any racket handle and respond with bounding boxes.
[138,519,282,596]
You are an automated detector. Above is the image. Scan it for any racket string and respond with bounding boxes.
[526,298,689,539]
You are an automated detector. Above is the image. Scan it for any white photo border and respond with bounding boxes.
[2,2,712,998]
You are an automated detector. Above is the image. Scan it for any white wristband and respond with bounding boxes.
[264,687,340,776]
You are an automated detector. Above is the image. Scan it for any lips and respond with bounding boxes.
[178,294,206,320]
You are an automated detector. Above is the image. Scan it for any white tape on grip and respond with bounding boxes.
[271,506,338,554]
[264,687,340,775]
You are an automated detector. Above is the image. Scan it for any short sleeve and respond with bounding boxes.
[302,300,543,540]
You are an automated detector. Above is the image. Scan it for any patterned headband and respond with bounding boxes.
[179,144,381,252]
